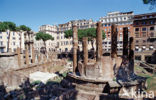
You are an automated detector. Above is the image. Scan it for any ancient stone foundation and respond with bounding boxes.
[65,23,146,100]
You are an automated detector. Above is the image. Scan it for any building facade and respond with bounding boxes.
[36,19,96,53]
[100,11,134,54]
[34,25,58,52]
[133,12,156,62]
[0,30,25,53]
[57,19,96,52]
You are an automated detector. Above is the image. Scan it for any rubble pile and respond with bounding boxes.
[0,78,75,100]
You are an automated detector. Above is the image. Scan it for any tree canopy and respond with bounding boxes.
[18,25,31,31]
[0,21,31,32]
[0,21,16,31]
[143,0,156,9]
[64,28,106,41]
[35,32,54,42]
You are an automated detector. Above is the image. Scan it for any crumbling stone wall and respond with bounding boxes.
[0,53,19,70]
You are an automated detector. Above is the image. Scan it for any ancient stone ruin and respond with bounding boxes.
[65,22,146,99]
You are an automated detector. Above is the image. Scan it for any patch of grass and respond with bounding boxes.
[31,80,42,85]
[134,65,156,91]
[52,77,63,83]
[134,65,152,77]
[146,76,156,90]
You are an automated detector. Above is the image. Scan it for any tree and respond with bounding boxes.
[19,25,31,31]
[0,21,32,52]
[143,0,156,9]
[64,28,106,50]
[35,32,54,52]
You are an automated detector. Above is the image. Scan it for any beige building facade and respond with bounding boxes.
[36,19,97,53]
[57,19,96,52]
[34,25,58,52]
[0,30,25,53]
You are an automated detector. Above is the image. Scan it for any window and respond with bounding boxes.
[142,28,146,31]
[136,40,139,43]
[0,41,3,45]
[12,37,16,40]
[135,33,139,38]
[150,20,155,24]
[143,40,146,43]
[150,32,154,37]
[150,27,154,31]
[142,21,146,25]
[142,32,146,37]
[119,34,122,37]
[0,36,2,39]
[135,28,139,31]
[136,22,139,25]
[13,42,16,45]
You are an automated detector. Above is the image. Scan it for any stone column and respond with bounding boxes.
[25,49,29,65]
[73,25,78,73]
[96,22,103,60]
[83,37,88,65]
[111,24,118,58]
[17,47,21,67]
[129,37,134,72]
[32,46,35,63]
[123,27,129,57]
[38,54,41,63]
[129,37,134,60]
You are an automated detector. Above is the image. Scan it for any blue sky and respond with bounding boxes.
[0,0,156,32]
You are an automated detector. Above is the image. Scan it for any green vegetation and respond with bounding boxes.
[18,25,31,31]
[0,21,31,32]
[35,32,54,50]
[31,80,42,85]
[143,0,156,9]
[47,70,70,83]
[65,28,106,49]
[0,21,31,52]
[134,65,156,91]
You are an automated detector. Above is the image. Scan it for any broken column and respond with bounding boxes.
[32,46,35,63]
[73,25,78,73]
[129,37,134,60]
[17,47,21,67]
[96,22,103,61]
[83,37,88,65]
[123,27,129,57]
[129,37,134,72]
[38,53,41,63]
[111,24,117,58]
[25,49,29,65]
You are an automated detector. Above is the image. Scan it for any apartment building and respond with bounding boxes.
[0,30,25,53]
[34,25,58,52]
[56,19,96,52]
[99,11,134,53]
[133,12,156,62]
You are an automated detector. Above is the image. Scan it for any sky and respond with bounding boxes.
[0,0,156,32]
